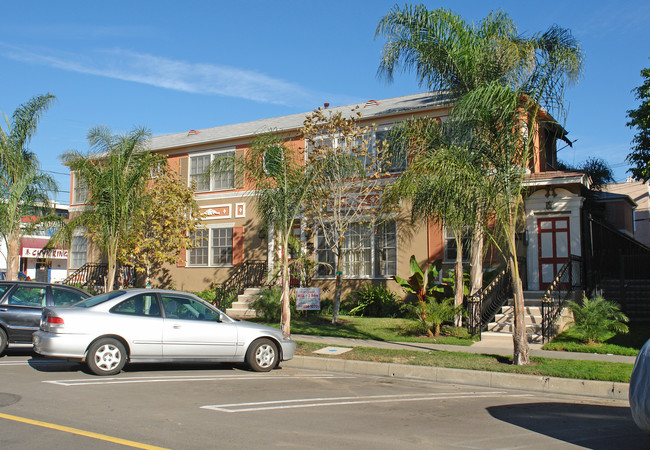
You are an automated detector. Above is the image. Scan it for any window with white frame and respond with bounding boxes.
[73,175,89,204]
[374,128,407,173]
[444,227,471,262]
[189,150,234,193]
[70,236,87,269]
[188,227,233,266]
[315,220,397,278]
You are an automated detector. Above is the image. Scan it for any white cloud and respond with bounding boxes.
[0,43,351,107]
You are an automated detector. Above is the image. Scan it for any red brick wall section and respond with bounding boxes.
[233,226,244,266]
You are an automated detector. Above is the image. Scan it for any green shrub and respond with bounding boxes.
[405,298,465,336]
[567,296,629,344]
[250,286,297,321]
[348,284,403,318]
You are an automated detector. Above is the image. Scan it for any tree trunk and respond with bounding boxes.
[508,223,529,365]
[454,234,464,327]
[470,220,484,296]
[331,236,344,324]
[6,231,21,281]
[280,239,291,337]
[105,239,118,292]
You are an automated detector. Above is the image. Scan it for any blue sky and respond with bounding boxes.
[2,1,649,203]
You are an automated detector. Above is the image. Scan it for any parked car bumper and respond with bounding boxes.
[33,330,90,360]
[279,339,296,361]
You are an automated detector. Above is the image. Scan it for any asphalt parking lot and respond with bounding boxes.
[0,350,647,449]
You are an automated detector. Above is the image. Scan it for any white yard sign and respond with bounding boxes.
[296,287,321,310]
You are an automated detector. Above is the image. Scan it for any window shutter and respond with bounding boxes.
[177,248,186,267]
[179,156,189,186]
[233,226,244,266]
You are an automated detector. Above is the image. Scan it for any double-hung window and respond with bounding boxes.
[70,236,87,269]
[374,128,407,173]
[189,150,235,193]
[73,175,89,204]
[315,220,397,278]
[444,227,471,262]
[188,227,233,266]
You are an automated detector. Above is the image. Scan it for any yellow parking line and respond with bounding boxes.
[0,412,169,449]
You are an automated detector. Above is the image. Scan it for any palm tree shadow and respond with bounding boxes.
[487,402,648,449]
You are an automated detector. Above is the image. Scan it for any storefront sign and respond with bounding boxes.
[21,248,69,260]
[296,287,321,310]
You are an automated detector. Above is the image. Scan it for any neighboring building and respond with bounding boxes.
[67,92,604,295]
[1,203,71,282]
[603,180,650,247]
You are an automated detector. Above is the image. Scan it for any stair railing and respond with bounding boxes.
[466,264,512,337]
[215,260,268,308]
[62,263,136,294]
[541,255,582,343]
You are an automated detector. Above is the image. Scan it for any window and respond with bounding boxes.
[73,175,89,204]
[374,129,407,173]
[8,286,47,307]
[189,228,233,267]
[52,287,87,306]
[111,294,161,317]
[189,150,234,192]
[70,236,87,269]
[315,220,397,278]
[189,229,209,266]
[444,227,471,262]
[161,295,221,321]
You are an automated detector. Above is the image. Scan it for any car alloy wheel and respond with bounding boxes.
[87,338,127,376]
[246,338,277,372]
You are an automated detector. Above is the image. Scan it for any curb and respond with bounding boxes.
[284,356,629,401]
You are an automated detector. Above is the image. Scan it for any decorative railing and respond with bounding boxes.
[215,260,268,307]
[62,263,135,294]
[466,265,512,337]
[541,255,582,343]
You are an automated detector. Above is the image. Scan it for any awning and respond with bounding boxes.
[20,238,69,260]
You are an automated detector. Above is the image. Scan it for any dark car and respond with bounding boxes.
[0,281,90,354]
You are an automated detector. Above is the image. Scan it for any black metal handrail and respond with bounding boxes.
[215,260,268,306]
[466,264,512,337]
[541,255,582,343]
[62,263,135,294]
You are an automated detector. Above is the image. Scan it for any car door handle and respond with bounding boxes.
[173,325,181,329]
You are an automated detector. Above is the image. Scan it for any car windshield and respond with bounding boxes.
[74,291,128,308]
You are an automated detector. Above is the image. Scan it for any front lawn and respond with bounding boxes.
[251,314,477,346]
[295,341,633,382]
[542,322,650,356]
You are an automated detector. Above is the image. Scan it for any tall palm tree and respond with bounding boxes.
[0,94,57,280]
[59,126,160,292]
[376,6,582,364]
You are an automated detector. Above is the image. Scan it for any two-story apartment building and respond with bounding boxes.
[68,92,591,295]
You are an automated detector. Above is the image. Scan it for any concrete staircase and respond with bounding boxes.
[225,288,261,318]
[484,291,545,343]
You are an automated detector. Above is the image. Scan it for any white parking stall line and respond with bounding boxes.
[0,360,70,367]
[44,374,355,387]
[202,391,533,413]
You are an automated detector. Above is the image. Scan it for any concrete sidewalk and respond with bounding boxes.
[287,333,636,400]
[292,332,638,364]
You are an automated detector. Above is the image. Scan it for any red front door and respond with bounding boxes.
[538,217,570,289]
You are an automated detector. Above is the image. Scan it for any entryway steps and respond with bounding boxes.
[484,290,546,343]
[225,288,261,318]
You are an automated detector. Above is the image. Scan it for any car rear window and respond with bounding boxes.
[52,287,88,307]
[75,291,127,308]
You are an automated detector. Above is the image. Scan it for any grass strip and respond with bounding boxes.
[295,342,633,383]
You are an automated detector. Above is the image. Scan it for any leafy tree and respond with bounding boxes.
[239,132,316,337]
[377,6,583,365]
[301,107,386,324]
[122,165,201,287]
[626,64,650,181]
[0,94,57,280]
[567,296,629,344]
[59,126,161,291]
[558,157,614,190]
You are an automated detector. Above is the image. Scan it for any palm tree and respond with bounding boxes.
[376,6,582,364]
[59,126,160,292]
[0,94,57,280]
[242,133,316,337]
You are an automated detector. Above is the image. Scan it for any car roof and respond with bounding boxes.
[0,280,89,294]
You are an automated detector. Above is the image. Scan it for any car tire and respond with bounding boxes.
[246,338,277,372]
[0,328,7,356]
[86,338,127,376]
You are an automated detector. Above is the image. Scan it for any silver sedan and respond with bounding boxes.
[33,289,296,376]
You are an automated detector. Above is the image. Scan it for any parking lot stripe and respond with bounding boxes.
[202,391,532,412]
[0,412,169,449]
[44,374,355,386]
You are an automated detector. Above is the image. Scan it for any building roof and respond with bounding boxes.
[147,92,452,151]
[523,170,591,188]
